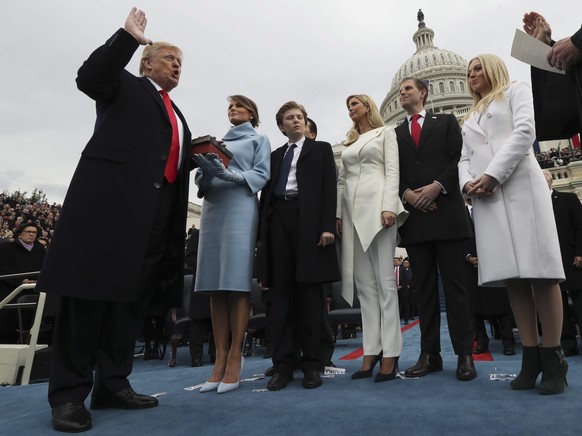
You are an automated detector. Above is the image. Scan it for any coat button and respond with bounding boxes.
[161,154,167,161]
[154,183,161,189]
[486,113,492,118]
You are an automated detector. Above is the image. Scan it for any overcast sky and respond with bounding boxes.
[1,0,580,205]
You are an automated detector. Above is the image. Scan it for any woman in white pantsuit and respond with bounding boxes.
[336,95,408,382]
[459,54,567,394]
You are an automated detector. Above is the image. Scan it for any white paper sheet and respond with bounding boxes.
[510,29,565,75]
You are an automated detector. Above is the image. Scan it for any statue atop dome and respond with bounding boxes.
[417,9,425,28]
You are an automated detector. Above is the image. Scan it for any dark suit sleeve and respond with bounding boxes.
[76,28,140,102]
[434,115,463,193]
[572,26,582,50]
[568,194,582,256]
[531,66,580,140]
[320,142,338,234]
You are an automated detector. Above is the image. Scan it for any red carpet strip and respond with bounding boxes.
[339,319,420,360]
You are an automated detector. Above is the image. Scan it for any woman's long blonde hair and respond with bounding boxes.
[465,54,512,119]
[344,95,385,146]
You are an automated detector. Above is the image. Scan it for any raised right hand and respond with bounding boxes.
[124,7,153,45]
[523,11,552,45]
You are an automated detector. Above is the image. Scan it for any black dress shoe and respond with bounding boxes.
[52,402,92,433]
[303,370,323,389]
[90,387,158,410]
[191,358,203,367]
[473,344,489,354]
[264,366,275,377]
[503,345,516,356]
[267,371,294,391]
[404,353,443,377]
[456,354,477,381]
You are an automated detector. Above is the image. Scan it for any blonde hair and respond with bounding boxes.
[344,95,385,146]
[139,42,182,76]
[465,54,511,118]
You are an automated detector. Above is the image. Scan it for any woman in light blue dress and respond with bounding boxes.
[193,95,270,393]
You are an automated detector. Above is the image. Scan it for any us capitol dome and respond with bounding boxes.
[380,10,473,125]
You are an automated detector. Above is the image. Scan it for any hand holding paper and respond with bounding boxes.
[511,29,564,74]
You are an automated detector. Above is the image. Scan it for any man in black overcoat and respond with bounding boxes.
[544,171,582,355]
[256,101,340,391]
[35,9,193,432]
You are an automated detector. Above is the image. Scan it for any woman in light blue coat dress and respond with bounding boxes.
[193,95,270,393]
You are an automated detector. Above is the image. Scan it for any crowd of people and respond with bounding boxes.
[1,6,581,433]
[535,146,582,168]
[0,190,61,245]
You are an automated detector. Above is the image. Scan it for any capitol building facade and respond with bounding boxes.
[379,12,472,125]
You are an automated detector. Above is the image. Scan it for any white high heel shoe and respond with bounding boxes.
[199,381,220,393]
[217,356,245,394]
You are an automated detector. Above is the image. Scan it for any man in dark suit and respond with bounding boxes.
[523,12,581,142]
[544,170,582,356]
[398,258,414,324]
[36,9,192,432]
[257,101,340,391]
[395,77,476,381]
[464,203,515,356]
[305,117,336,368]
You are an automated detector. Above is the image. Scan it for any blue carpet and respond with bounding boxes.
[1,316,580,435]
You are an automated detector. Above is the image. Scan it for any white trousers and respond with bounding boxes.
[354,226,402,357]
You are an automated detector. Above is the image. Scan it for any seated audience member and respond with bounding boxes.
[0,222,46,343]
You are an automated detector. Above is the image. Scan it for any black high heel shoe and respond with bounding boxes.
[375,357,399,383]
[351,352,382,379]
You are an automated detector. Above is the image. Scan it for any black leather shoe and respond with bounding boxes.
[264,366,275,377]
[303,370,323,389]
[456,354,477,381]
[473,344,489,354]
[267,371,294,391]
[52,402,92,433]
[503,345,516,356]
[90,387,158,410]
[191,358,203,367]
[404,353,443,377]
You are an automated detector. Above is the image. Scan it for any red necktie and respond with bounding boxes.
[160,90,180,183]
[410,113,421,148]
[395,266,399,286]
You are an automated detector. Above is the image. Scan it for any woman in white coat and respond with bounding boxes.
[336,95,408,382]
[458,54,567,394]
